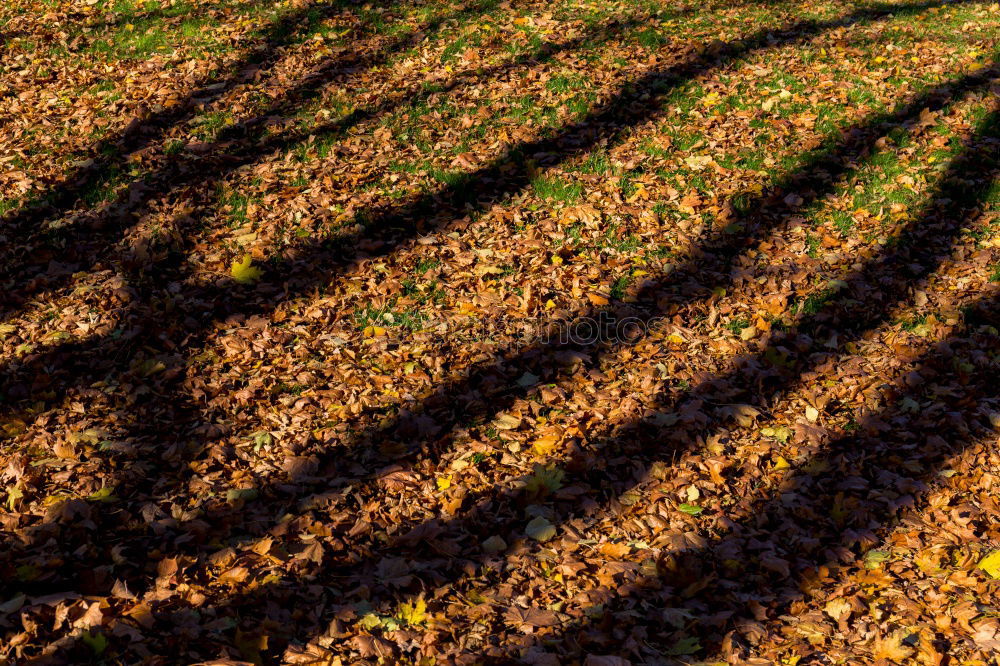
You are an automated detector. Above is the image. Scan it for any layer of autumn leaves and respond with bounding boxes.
[1,0,1000,663]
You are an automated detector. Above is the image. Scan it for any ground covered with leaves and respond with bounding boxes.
[1,0,1000,662]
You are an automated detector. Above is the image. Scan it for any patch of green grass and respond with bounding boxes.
[218,188,254,227]
[635,27,665,50]
[831,210,854,235]
[164,138,185,155]
[430,167,471,189]
[0,198,19,216]
[80,166,131,206]
[601,225,642,253]
[900,314,928,331]
[402,278,446,304]
[792,287,837,317]
[88,26,170,59]
[618,173,637,199]
[191,111,233,141]
[441,36,468,63]
[578,151,612,175]
[725,317,750,335]
[532,176,582,203]
[355,301,426,331]
[609,275,631,300]
[805,232,821,258]
[415,258,441,274]
[546,74,583,94]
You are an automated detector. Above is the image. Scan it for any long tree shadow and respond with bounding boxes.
[0,6,646,317]
[1,0,953,484]
[500,108,1000,662]
[1,1,993,661]
[0,0,969,407]
[506,289,1000,662]
[237,98,998,661]
[0,0,505,310]
[0,10,662,512]
[165,69,998,660]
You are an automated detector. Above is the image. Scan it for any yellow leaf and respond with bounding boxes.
[978,550,1000,578]
[495,412,522,430]
[599,542,631,559]
[532,434,560,457]
[525,516,556,542]
[436,476,452,491]
[231,254,262,284]
[550,255,563,265]
[824,597,851,621]
[396,597,427,626]
[873,629,915,661]
[773,456,791,471]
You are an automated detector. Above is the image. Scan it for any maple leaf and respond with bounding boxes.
[230,254,262,283]
[504,605,559,632]
[525,465,564,497]
[396,597,427,626]
[873,629,915,661]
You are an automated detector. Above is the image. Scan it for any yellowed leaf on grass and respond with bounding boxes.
[231,254,262,284]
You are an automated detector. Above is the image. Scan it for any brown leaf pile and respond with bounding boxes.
[1,0,999,662]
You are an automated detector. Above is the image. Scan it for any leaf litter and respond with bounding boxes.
[0,0,999,662]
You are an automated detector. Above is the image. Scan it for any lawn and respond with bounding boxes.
[1,0,999,662]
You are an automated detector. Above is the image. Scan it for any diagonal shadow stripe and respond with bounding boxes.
[509,289,1000,662]
[2,2,992,660]
[150,88,1000,660]
[0,0,505,305]
[0,1,972,537]
[0,9,646,317]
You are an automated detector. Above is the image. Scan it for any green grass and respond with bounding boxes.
[634,27,665,50]
[531,176,582,203]
[725,317,750,335]
[190,111,234,141]
[0,198,19,216]
[355,301,426,331]
[609,275,631,300]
